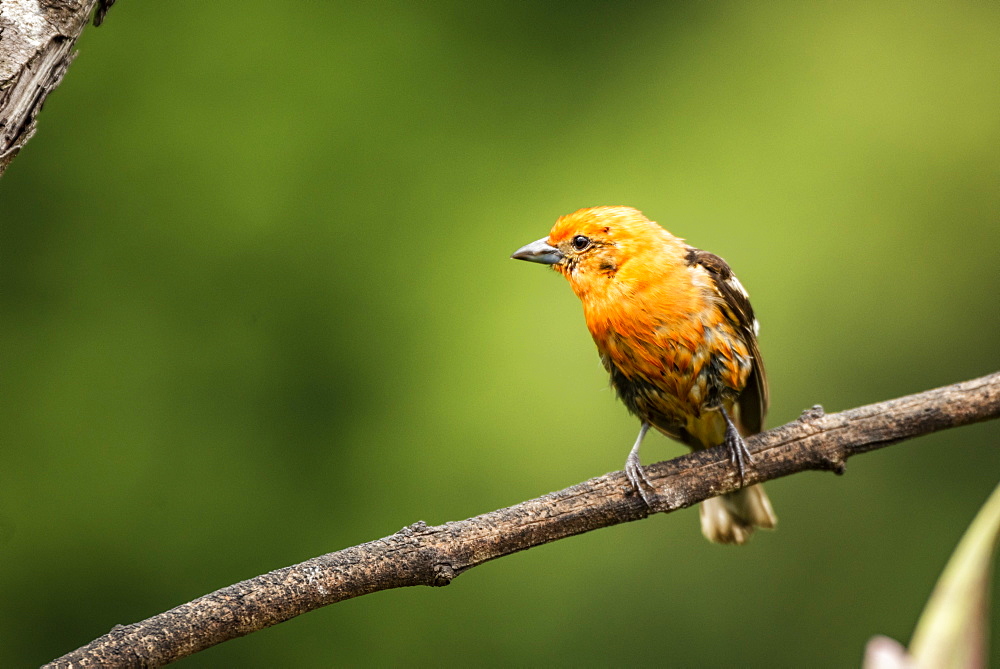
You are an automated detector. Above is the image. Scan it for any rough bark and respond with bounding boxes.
[45,371,1000,667]
[0,0,105,175]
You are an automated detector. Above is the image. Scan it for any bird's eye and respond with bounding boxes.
[572,235,591,251]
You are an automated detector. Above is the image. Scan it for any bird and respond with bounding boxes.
[511,206,776,544]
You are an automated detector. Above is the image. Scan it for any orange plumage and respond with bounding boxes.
[513,206,776,544]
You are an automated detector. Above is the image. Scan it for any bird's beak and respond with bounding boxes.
[511,237,564,265]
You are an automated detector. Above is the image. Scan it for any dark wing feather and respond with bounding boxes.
[685,249,768,435]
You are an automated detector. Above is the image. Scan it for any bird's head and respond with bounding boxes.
[512,206,681,299]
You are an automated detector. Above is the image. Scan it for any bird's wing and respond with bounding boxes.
[685,249,769,434]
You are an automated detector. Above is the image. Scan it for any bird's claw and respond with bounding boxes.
[725,426,754,486]
[719,408,755,486]
[625,451,656,507]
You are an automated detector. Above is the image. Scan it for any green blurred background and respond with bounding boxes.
[3,1,999,666]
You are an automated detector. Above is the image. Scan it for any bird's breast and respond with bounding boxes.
[587,299,752,427]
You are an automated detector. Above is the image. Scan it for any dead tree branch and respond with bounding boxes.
[0,0,107,176]
[46,371,1000,667]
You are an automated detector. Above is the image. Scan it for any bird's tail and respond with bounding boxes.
[699,484,776,545]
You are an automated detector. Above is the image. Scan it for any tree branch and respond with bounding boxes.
[0,0,106,176]
[46,372,1000,667]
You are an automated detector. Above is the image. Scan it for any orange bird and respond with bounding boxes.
[512,206,776,544]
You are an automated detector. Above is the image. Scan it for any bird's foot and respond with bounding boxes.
[625,449,655,507]
[723,414,754,486]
